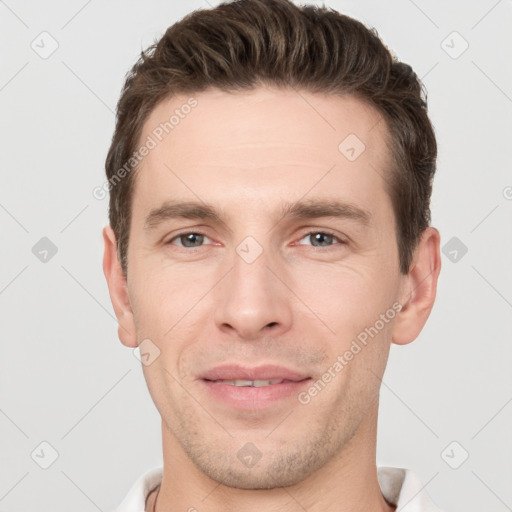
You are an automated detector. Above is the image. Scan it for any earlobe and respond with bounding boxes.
[392,227,442,346]
[102,225,138,348]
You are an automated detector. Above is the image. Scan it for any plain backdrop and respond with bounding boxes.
[1,1,511,511]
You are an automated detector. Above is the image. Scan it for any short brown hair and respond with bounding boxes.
[105,0,437,276]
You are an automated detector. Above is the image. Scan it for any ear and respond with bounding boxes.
[392,227,441,345]
[102,225,138,347]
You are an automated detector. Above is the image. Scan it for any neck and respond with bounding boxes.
[151,404,395,512]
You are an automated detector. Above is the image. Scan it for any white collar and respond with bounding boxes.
[113,465,445,511]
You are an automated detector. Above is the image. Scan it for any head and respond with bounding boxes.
[103,0,440,490]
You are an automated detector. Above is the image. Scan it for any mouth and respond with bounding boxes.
[200,370,312,410]
[199,363,310,383]
[203,378,307,387]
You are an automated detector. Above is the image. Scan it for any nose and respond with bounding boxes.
[214,243,293,341]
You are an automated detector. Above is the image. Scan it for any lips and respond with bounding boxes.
[200,369,313,410]
[199,363,310,383]
[213,379,287,387]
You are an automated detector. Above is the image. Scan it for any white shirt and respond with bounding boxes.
[113,465,446,511]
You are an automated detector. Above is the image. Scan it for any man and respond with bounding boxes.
[103,0,443,510]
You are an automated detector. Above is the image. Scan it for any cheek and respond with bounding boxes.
[129,260,208,334]
[290,260,400,380]
[294,262,386,327]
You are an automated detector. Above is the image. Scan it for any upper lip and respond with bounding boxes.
[199,364,310,382]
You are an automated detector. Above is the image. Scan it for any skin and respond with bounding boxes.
[103,86,441,512]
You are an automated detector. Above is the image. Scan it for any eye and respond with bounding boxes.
[297,231,345,248]
[166,231,345,250]
[167,232,211,248]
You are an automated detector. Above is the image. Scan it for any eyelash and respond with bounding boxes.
[165,230,347,250]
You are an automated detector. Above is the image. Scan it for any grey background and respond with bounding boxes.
[1,0,511,511]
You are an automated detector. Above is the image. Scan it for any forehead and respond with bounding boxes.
[132,87,392,218]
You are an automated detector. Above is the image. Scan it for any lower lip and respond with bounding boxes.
[200,379,312,410]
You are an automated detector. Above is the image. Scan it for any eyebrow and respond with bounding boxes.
[143,198,372,232]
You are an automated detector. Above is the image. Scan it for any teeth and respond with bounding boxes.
[218,379,284,387]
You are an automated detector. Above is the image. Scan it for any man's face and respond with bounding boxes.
[123,87,408,488]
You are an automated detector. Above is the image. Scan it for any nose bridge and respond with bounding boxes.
[214,235,292,339]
